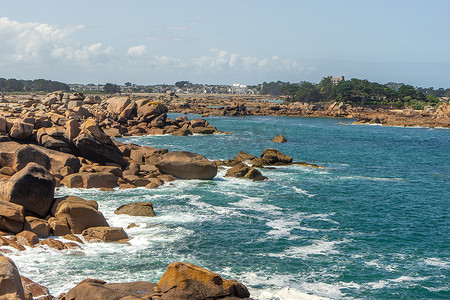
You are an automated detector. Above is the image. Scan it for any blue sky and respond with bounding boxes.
[1,0,449,87]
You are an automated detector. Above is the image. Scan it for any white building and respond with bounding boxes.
[230,83,248,94]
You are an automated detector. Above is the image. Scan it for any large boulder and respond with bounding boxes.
[61,172,118,189]
[158,262,251,300]
[51,196,109,234]
[23,216,50,238]
[73,119,127,168]
[156,151,217,180]
[0,200,24,234]
[260,148,293,165]
[9,122,33,141]
[106,97,131,115]
[20,276,52,300]
[62,279,158,300]
[0,141,80,174]
[136,101,168,122]
[114,202,156,217]
[0,256,27,300]
[82,227,128,243]
[0,163,55,218]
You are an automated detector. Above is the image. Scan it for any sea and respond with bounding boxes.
[8,114,450,299]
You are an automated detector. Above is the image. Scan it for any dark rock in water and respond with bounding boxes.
[0,162,55,218]
[114,202,156,217]
[272,135,287,143]
[225,162,267,181]
[261,148,293,165]
[73,119,127,168]
[156,151,217,180]
[292,162,325,169]
[158,262,251,300]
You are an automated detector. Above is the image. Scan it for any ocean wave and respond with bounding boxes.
[339,175,404,182]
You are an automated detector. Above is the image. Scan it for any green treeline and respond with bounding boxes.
[0,78,70,93]
[261,78,448,110]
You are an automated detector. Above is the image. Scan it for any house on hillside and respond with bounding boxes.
[326,76,345,85]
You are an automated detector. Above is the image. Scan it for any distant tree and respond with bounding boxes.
[295,82,322,102]
[398,84,416,98]
[280,83,300,97]
[103,83,121,94]
[124,82,132,87]
[175,81,190,88]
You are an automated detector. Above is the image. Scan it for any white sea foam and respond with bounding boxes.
[253,287,327,300]
[270,240,344,258]
[423,257,450,269]
[293,187,315,197]
[339,175,403,182]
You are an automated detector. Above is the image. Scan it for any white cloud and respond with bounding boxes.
[127,45,147,56]
[0,17,86,63]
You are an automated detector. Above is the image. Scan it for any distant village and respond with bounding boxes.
[68,82,260,95]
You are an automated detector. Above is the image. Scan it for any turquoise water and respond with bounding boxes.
[10,115,450,299]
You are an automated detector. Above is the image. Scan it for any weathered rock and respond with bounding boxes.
[73,119,127,168]
[21,276,52,299]
[225,163,267,181]
[23,216,50,238]
[65,119,80,141]
[62,279,158,300]
[145,178,163,189]
[0,167,15,176]
[0,163,55,217]
[61,172,118,189]
[38,238,66,250]
[260,148,293,165]
[190,119,209,128]
[0,200,24,234]
[0,236,26,251]
[0,256,27,300]
[9,122,33,140]
[158,262,251,300]
[47,217,71,236]
[51,196,109,234]
[107,97,131,115]
[82,227,128,243]
[136,101,168,122]
[156,151,217,180]
[272,135,287,143]
[114,202,156,217]
[16,230,39,246]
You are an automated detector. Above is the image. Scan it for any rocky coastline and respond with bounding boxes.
[165,94,450,128]
[0,91,446,299]
[0,92,323,299]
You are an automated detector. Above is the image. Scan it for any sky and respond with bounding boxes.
[0,0,449,87]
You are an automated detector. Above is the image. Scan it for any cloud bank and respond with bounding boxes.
[0,17,310,83]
